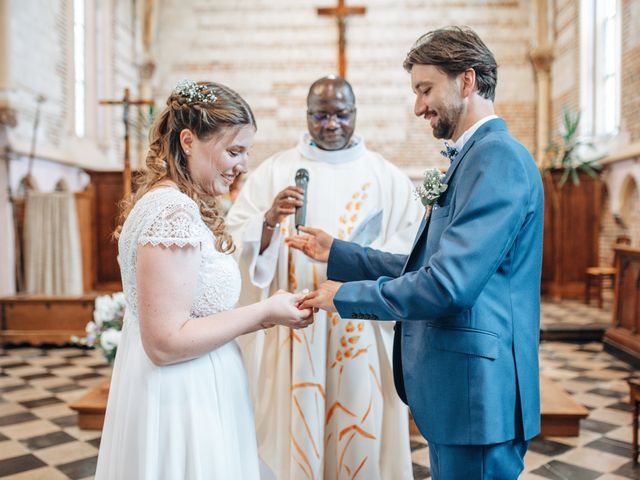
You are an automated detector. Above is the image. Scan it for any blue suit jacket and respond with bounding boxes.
[327,118,543,445]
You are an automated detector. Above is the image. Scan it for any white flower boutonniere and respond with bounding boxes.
[415,168,448,207]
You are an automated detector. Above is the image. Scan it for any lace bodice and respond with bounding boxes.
[118,188,241,323]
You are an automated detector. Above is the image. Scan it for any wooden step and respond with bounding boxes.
[69,379,110,430]
[540,374,589,436]
[71,375,590,435]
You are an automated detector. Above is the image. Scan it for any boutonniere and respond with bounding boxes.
[414,168,448,215]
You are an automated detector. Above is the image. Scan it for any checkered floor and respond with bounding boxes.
[0,300,638,479]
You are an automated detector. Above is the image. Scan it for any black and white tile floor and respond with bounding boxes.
[0,299,638,479]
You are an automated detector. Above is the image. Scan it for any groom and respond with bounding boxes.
[291,26,544,479]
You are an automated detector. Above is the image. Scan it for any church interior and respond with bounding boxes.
[1,0,640,478]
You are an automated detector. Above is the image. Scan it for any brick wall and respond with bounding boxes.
[621,0,640,142]
[154,0,537,174]
[6,0,141,184]
[550,0,580,134]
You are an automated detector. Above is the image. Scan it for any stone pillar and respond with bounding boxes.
[530,47,554,166]
[530,0,554,166]
[0,0,16,295]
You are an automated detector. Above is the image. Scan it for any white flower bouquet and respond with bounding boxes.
[71,292,125,364]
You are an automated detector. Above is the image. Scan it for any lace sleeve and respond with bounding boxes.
[138,198,205,248]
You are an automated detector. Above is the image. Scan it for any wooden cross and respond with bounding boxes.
[99,88,154,199]
[317,0,366,77]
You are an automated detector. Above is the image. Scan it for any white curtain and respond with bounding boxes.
[24,190,83,295]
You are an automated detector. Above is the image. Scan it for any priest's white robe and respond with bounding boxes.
[227,134,423,480]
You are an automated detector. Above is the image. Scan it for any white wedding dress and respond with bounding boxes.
[95,187,260,479]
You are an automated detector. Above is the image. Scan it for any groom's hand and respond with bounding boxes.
[285,226,334,262]
[298,281,341,313]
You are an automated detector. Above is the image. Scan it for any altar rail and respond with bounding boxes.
[604,246,640,364]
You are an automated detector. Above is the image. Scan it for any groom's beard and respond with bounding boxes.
[431,92,465,140]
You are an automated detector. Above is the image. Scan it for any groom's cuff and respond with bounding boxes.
[334,279,384,321]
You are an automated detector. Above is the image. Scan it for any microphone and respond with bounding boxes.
[294,168,309,233]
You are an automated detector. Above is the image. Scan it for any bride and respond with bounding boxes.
[95,80,313,479]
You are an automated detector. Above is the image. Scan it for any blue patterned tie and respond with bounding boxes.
[440,142,458,162]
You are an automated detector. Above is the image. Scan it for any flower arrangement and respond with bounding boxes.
[415,168,448,206]
[71,293,125,364]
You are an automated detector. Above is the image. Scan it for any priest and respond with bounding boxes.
[226,75,421,480]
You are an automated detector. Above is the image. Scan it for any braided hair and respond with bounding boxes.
[115,82,256,253]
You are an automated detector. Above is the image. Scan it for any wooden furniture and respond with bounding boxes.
[86,170,126,292]
[73,374,589,435]
[69,379,111,429]
[629,378,640,465]
[542,171,603,300]
[539,374,589,436]
[585,235,632,308]
[604,246,640,362]
[0,294,97,345]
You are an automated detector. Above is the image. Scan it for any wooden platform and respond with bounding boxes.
[69,374,591,435]
[69,379,110,429]
[540,374,589,436]
[0,294,97,345]
[77,375,589,433]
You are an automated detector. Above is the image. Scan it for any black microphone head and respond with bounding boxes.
[295,168,309,186]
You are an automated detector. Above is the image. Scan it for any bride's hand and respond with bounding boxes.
[263,291,314,329]
[285,226,334,263]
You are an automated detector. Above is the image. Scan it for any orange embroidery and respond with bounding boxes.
[357,322,364,332]
[348,335,360,344]
[292,382,326,399]
[290,432,315,479]
[355,202,362,210]
[339,424,376,441]
[293,396,320,458]
[361,398,373,424]
[352,346,370,359]
[352,456,369,480]
[340,336,348,348]
[288,248,298,291]
[325,401,357,424]
[345,321,355,332]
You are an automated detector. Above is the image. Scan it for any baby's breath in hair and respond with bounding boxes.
[174,79,218,104]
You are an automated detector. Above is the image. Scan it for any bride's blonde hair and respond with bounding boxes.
[115,81,255,253]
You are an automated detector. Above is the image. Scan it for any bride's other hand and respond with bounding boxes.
[285,226,333,262]
[263,292,314,329]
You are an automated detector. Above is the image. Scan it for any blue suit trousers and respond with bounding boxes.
[428,439,529,480]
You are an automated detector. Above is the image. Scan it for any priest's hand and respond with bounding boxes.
[285,226,333,262]
[265,186,305,226]
[297,281,341,313]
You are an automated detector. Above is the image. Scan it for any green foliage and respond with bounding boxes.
[543,107,602,187]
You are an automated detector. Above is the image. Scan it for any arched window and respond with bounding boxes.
[580,0,620,138]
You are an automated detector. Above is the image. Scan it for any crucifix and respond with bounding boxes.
[317,0,367,77]
[100,88,154,199]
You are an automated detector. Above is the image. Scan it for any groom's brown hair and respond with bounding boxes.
[403,26,498,101]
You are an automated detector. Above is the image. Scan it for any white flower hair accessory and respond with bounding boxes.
[173,79,217,104]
